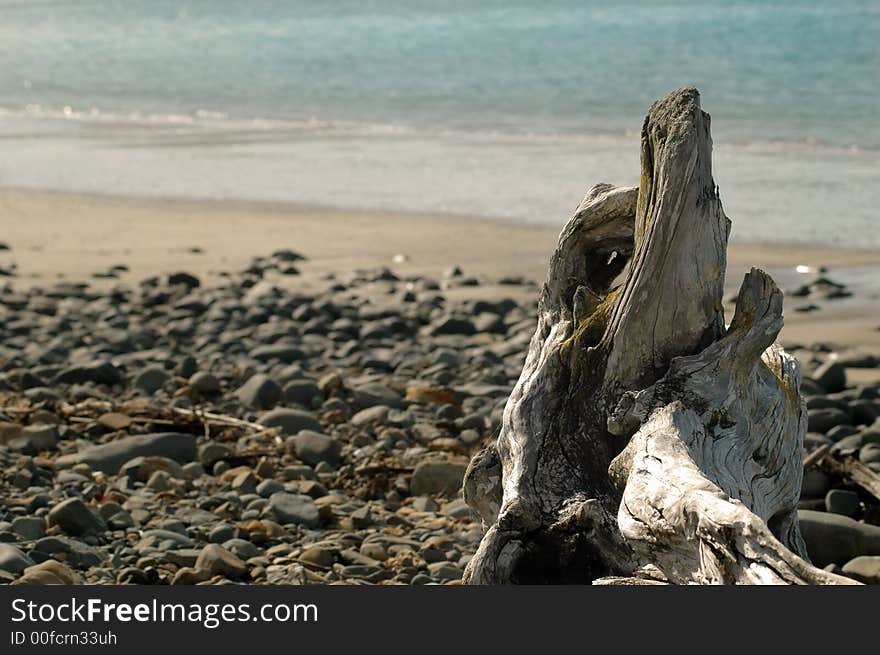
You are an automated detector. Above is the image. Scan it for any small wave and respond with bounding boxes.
[5,103,204,127]
[0,103,421,138]
[0,102,875,154]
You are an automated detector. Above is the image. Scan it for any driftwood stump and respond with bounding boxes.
[463,88,856,585]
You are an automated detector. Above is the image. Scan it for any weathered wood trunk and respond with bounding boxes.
[462,88,856,585]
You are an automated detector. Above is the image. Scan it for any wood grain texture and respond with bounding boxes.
[463,88,855,585]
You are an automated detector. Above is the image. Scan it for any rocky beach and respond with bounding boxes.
[1,189,880,585]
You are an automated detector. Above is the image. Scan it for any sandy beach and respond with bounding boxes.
[1,182,879,587]
[2,188,879,352]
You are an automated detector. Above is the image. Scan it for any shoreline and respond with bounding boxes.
[1,186,879,351]
[5,185,880,260]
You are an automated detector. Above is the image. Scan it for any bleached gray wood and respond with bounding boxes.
[463,88,856,585]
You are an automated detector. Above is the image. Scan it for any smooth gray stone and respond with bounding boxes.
[283,380,322,407]
[189,371,221,395]
[255,479,284,498]
[801,469,831,498]
[222,538,260,560]
[133,367,170,394]
[798,509,880,566]
[410,460,468,497]
[11,516,46,540]
[20,424,58,451]
[32,537,105,569]
[350,383,405,410]
[807,408,851,434]
[164,549,202,568]
[55,433,197,474]
[266,492,319,528]
[208,524,236,544]
[351,405,390,427]
[137,529,195,550]
[250,344,306,364]
[198,442,234,468]
[289,430,341,467]
[174,507,218,526]
[824,489,861,517]
[235,374,282,410]
[258,408,322,435]
[0,543,34,574]
[812,360,847,393]
[47,498,107,536]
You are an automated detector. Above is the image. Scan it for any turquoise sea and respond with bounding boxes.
[0,0,877,245]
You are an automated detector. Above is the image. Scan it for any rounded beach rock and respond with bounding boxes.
[47,498,107,536]
[266,492,320,528]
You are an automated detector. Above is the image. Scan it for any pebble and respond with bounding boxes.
[300,546,336,568]
[841,555,880,584]
[195,544,247,579]
[801,469,831,498]
[812,360,847,393]
[258,408,322,435]
[250,344,306,364]
[208,524,236,544]
[235,374,282,410]
[431,317,476,336]
[171,567,211,585]
[256,479,284,497]
[11,516,46,540]
[359,542,388,561]
[20,424,58,451]
[146,470,174,492]
[410,460,468,496]
[198,442,234,468]
[55,361,124,387]
[231,470,259,495]
[266,492,320,528]
[824,489,861,517]
[0,544,34,574]
[138,529,193,549]
[55,432,197,474]
[283,380,322,407]
[11,559,78,585]
[442,498,474,518]
[351,405,390,427]
[167,271,200,288]
[189,371,221,395]
[163,549,202,568]
[798,509,880,566]
[412,496,439,512]
[426,561,462,581]
[133,367,170,394]
[860,443,880,465]
[351,383,406,410]
[6,250,873,587]
[222,538,260,560]
[120,455,185,482]
[47,498,107,536]
[32,536,105,569]
[289,430,342,467]
[807,408,851,434]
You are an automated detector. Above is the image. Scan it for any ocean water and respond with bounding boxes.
[0,0,877,246]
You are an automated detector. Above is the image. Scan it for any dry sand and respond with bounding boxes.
[2,188,879,355]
